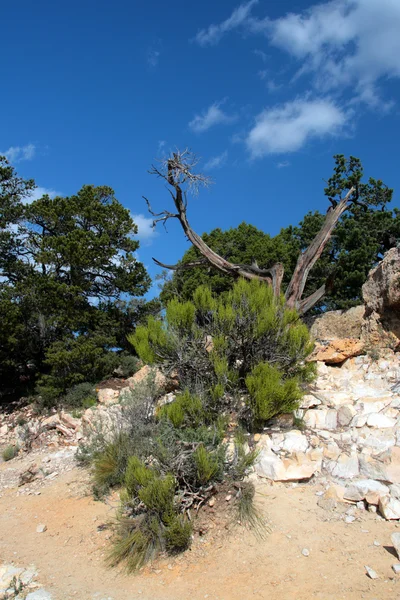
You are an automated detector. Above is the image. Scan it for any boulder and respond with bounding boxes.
[328,451,359,480]
[303,408,338,430]
[337,405,357,427]
[366,413,396,428]
[256,448,321,481]
[310,339,364,364]
[97,387,120,405]
[281,431,309,453]
[359,456,389,482]
[362,247,400,315]
[385,447,400,484]
[379,495,400,520]
[310,305,365,341]
[127,365,167,390]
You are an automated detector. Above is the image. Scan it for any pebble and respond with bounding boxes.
[391,532,400,560]
[36,523,47,533]
[392,564,400,574]
[365,565,378,579]
[373,540,380,547]
[345,515,355,523]
[301,548,310,557]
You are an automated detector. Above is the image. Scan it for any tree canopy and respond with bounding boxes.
[160,155,397,312]
[0,156,152,402]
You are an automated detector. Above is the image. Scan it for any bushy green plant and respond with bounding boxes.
[159,390,206,429]
[109,458,192,571]
[129,278,315,426]
[193,444,221,485]
[2,445,19,461]
[64,382,97,408]
[115,353,141,377]
[93,433,135,492]
[245,362,303,426]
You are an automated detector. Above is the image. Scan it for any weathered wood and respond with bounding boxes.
[148,151,357,314]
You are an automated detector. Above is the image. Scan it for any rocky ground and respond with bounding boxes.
[3,350,400,598]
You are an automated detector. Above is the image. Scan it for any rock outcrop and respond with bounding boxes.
[362,247,400,315]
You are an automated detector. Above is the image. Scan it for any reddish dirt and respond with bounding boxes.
[1,460,400,599]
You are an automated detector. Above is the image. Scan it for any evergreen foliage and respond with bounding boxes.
[161,155,395,312]
[0,156,153,403]
[130,278,315,426]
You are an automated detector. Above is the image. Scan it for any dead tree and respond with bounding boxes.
[144,149,356,315]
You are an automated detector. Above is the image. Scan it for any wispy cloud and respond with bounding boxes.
[19,186,61,207]
[147,48,160,67]
[2,144,36,163]
[199,0,400,108]
[189,101,236,133]
[276,161,290,169]
[254,48,268,62]
[131,213,159,245]
[194,0,259,46]
[204,150,228,170]
[246,98,348,158]
[25,186,61,204]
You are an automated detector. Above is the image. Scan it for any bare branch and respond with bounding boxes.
[152,257,209,271]
[285,186,355,309]
[146,148,358,313]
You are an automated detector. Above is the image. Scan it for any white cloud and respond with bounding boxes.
[277,160,290,168]
[265,0,400,104]
[195,0,259,46]
[25,186,61,204]
[189,102,236,133]
[254,49,268,62]
[196,0,400,107]
[246,98,348,157]
[131,214,159,244]
[147,49,160,67]
[3,144,36,163]
[204,150,228,170]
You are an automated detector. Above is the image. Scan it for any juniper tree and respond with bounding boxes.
[147,152,393,313]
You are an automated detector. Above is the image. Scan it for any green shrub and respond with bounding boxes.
[129,278,314,413]
[93,434,135,491]
[64,382,97,408]
[115,354,140,377]
[236,482,268,538]
[193,445,220,486]
[36,334,118,407]
[245,362,303,427]
[164,515,192,552]
[2,445,19,461]
[159,390,206,429]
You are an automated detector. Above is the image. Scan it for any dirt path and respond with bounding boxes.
[1,455,400,600]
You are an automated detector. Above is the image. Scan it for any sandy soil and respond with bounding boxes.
[1,454,400,600]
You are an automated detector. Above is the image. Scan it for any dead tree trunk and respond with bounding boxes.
[145,150,356,315]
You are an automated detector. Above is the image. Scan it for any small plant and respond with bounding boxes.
[367,347,381,362]
[194,444,220,485]
[16,415,27,427]
[164,515,192,552]
[236,482,268,538]
[2,445,19,461]
[64,382,97,408]
[109,458,192,571]
[293,414,306,431]
[159,390,206,429]
[245,362,303,427]
[115,354,141,378]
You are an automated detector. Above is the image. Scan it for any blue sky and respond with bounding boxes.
[3,0,400,296]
